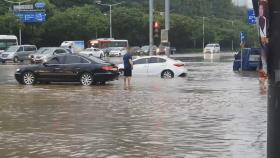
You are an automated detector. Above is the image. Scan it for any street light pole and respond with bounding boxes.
[203,16,205,50]
[109,5,112,38]
[232,20,234,51]
[96,1,123,38]
[4,0,31,45]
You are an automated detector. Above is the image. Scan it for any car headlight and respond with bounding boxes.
[16,68,21,72]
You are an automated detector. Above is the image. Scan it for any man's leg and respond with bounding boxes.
[128,77,131,86]
[124,77,127,86]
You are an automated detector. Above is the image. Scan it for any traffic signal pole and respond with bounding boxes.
[149,0,154,56]
[267,0,280,157]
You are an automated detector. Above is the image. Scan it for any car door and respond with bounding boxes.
[16,46,24,60]
[37,56,65,81]
[62,55,89,81]
[147,57,167,76]
[23,46,36,60]
[132,58,148,75]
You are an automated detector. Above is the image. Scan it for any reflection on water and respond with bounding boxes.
[0,58,267,158]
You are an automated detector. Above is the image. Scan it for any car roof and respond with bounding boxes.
[134,55,169,60]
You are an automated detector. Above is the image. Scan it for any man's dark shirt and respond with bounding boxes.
[123,53,132,70]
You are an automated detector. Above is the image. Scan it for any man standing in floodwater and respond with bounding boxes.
[123,48,133,87]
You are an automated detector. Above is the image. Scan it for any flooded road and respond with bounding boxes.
[0,56,267,158]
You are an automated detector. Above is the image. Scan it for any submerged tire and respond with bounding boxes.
[161,70,174,79]
[80,73,93,86]
[22,71,36,85]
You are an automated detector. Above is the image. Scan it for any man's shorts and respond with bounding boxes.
[124,69,132,77]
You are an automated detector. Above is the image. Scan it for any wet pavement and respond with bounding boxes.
[0,55,267,158]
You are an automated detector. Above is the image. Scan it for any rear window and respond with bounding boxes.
[87,56,108,64]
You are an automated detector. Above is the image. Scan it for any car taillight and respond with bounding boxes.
[101,66,118,71]
[174,63,185,67]
[101,66,113,70]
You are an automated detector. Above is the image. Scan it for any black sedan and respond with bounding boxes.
[15,54,119,86]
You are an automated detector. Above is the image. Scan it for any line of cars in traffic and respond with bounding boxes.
[14,54,187,86]
[0,44,186,86]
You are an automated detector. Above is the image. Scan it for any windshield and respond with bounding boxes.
[37,47,51,54]
[206,44,214,47]
[5,46,19,52]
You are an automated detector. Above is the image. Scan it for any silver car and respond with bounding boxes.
[1,45,37,63]
[29,47,71,64]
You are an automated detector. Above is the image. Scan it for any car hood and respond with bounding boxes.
[2,51,16,55]
[34,53,52,59]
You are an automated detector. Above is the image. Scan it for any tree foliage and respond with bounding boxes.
[0,0,258,49]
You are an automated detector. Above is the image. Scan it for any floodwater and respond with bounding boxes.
[0,55,267,158]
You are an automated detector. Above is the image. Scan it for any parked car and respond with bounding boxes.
[15,54,119,85]
[109,47,127,57]
[233,48,261,71]
[1,45,37,63]
[156,43,170,55]
[118,56,187,78]
[136,45,157,55]
[29,47,71,64]
[79,48,104,58]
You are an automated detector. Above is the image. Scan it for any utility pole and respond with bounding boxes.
[4,0,31,45]
[165,0,170,30]
[96,1,123,38]
[203,16,205,50]
[232,20,234,51]
[149,0,154,56]
[267,0,280,157]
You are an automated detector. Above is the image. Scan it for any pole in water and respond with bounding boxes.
[267,0,280,157]
[149,0,154,56]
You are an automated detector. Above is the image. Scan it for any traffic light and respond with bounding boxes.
[153,21,160,38]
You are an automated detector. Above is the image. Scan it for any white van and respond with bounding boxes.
[60,41,85,53]
[203,43,220,60]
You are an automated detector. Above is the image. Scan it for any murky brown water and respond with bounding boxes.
[0,56,267,158]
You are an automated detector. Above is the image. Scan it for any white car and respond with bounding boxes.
[109,47,127,57]
[118,56,187,78]
[79,48,104,58]
[203,43,220,59]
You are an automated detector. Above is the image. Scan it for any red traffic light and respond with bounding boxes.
[154,21,160,29]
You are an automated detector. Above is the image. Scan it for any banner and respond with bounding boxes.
[253,0,269,78]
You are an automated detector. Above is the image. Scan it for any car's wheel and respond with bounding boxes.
[13,56,19,63]
[161,70,174,79]
[80,72,93,86]
[22,71,36,85]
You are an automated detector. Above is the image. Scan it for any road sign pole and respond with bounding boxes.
[19,2,21,45]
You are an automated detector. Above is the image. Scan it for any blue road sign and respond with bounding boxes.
[248,9,257,25]
[35,2,46,9]
[240,32,246,44]
[15,11,46,23]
